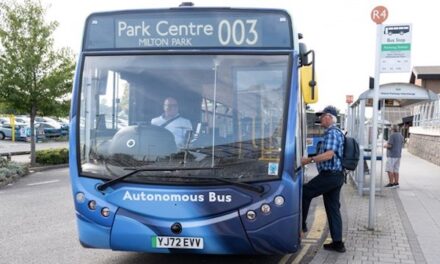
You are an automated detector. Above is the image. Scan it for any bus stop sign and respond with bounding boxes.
[380,24,412,73]
[371,6,388,24]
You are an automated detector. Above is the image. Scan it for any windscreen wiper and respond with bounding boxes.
[96,167,264,194]
[97,167,214,191]
[167,175,265,194]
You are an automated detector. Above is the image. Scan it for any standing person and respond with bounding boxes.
[301,105,346,253]
[384,125,404,188]
[151,97,192,148]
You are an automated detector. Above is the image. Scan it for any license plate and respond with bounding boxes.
[152,236,204,249]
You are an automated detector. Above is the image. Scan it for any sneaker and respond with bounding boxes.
[384,183,394,188]
[393,183,399,188]
[323,241,346,253]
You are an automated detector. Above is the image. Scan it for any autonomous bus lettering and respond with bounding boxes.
[122,191,232,203]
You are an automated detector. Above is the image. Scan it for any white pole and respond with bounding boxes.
[359,100,366,196]
[211,61,218,167]
[368,24,382,230]
[380,100,385,194]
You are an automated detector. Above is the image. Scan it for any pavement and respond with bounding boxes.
[0,140,68,163]
[0,140,68,153]
[309,149,440,264]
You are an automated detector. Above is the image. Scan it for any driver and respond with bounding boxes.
[151,97,192,148]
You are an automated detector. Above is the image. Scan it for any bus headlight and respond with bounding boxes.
[274,195,285,206]
[88,200,97,210]
[101,207,110,217]
[246,210,256,220]
[75,192,85,203]
[261,204,271,214]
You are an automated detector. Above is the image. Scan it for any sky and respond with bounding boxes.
[40,0,440,112]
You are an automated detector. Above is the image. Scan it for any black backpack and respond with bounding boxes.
[332,128,360,171]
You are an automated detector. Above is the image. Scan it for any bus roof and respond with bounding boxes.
[82,8,293,51]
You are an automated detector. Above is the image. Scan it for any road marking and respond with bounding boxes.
[288,203,328,263]
[290,244,310,264]
[278,253,293,264]
[306,205,327,240]
[278,201,328,264]
[27,180,60,186]
[279,206,328,264]
[301,238,319,243]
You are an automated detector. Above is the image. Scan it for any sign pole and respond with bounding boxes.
[368,23,382,230]
[369,6,388,230]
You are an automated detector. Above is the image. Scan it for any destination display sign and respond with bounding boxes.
[83,10,292,50]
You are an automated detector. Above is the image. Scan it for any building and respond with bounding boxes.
[408,66,440,166]
[410,66,440,94]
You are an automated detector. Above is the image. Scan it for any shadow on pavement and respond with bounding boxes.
[115,253,283,264]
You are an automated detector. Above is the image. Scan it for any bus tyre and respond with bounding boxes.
[0,132,5,140]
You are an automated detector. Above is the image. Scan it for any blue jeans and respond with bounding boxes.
[302,170,345,241]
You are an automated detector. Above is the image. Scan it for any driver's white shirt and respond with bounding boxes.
[151,114,192,148]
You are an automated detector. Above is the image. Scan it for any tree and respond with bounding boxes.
[0,101,19,114]
[0,0,75,165]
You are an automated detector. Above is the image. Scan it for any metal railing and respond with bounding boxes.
[412,97,440,130]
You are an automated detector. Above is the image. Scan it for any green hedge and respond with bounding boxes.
[35,148,69,165]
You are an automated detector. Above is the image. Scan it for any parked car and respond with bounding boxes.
[35,116,62,127]
[0,115,30,125]
[14,116,30,124]
[0,123,45,141]
[0,117,9,125]
[58,117,69,124]
[0,124,13,140]
[35,122,62,138]
[57,117,69,136]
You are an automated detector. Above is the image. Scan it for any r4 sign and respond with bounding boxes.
[371,6,388,24]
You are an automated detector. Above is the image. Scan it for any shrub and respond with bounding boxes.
[35,148,69,165]
[0,160,29,187]
[0,167,13,179]
[7,162,28,175]
[0,157,8,167]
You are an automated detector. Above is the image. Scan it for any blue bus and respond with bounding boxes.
[69,4,317,254]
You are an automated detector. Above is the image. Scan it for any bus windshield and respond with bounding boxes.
[79,54,290,183]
